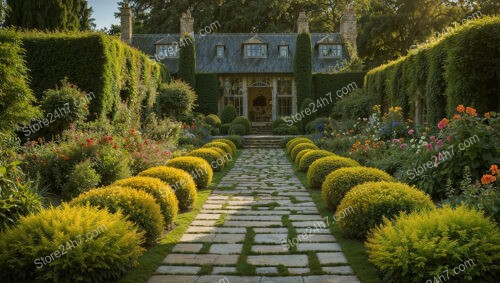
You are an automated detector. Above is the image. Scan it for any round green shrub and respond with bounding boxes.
[139,166,197,211]
[62,159,101,199]
[202,141,232,155]
[157,80,196,116]
[231,116,251,134]
[229,123,246,135]
[298,150,335,172]
[307,156,360,189]
[204,114,221,128]
[290,143,319,161]
[208,146,227,157]
[322,167,395,211]
[220,123,231,135]
[70,186,163,246]
[113,177,179,227]
[189,148,225,171]
[221,104,238,124]
[226,135,243,148]
[295,149,313,165]
[366,205,500,283]
[212,138,237,155]
[166,156,213,189]
[273,125,301,135]
[0,204,144,283]
[271,117,286,129]
[337,181,435,239]
[286,137,314,153]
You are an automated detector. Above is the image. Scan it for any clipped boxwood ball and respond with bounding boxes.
[202,141,232,155]
[139,166,197,211]
[113,176,179,227]
[229,123,246,136]
[166,156,213,189]
[208,146,227,157]
[70,186,163,246]
[286,137,313,153]
[295,149,314,165]
[337,181,435,239]
[322,167,395,211]
[212,138,237,155]
[299,150,335,172]
[366,205,500,283]
[204,114,221,128]
[0,204,144,283]
[189,148,225,171]
[231,116,251,134]
[291,143,318,161]
[307,156,360,189]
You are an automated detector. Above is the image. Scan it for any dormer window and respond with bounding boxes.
[156,44,179,58]
[319,44,342,58]
[216,45,225,58]
[245,44,267,58]
[279,45,289,57]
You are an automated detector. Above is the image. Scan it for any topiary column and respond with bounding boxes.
[294,32,313,111]
[178,34,196,88]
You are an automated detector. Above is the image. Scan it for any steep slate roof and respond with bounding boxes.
[131,33,348,74]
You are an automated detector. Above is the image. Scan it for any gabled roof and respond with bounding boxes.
[243,35,267,45]
[316,34,344,45]
[131,33,348,74]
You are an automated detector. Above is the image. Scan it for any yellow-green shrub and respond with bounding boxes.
[0,204,144,282]
[212,138,237,155]
[337,181,434,239]
[139,166,197,211]
[322,167,395,211]
[189,148,225,171]
[286,137,314,153]
[113,177,178,227]
[299,150,335,172]
[202,141,232,155]
[209,146,227,157]
[307,156,360,189]
[366,205,500,283]
[70,186,163,246]
[166,156,213,189]
[295,149,314,165]
[291,143,318,160]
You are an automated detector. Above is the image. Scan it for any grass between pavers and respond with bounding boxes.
[286,150,382,283]
[117,150,240,283]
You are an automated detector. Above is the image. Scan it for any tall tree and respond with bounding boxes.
[294,32,312,110]
[5,0,93,31]
[177,35,196,88]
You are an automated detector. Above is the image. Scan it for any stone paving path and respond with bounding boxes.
[148,149,359,283]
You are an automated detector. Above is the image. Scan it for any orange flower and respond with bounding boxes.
[481,174,496,185]
[456,105,465,113]
[491,165,499,175]
[465,107,477,117]
[437,118,450,130]
[453,114,461,120]
[485,112,491,119]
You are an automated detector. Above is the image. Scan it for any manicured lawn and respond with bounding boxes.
[118,151,240,283]
[288,152,382,283]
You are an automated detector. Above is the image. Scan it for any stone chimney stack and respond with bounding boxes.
[120,4,132,44]
[340,4,357,53]
[180,11,194,37]
[297,12,309,34]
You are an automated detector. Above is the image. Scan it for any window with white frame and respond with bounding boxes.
[279,45,289,57]
[216,45,225,58]
[319,44,342,58]
[277,77,293,117]
[223,78,243,116]
[156,45,179,58]
[245,44,267,58]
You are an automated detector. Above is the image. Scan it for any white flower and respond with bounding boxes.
[410,139,415,143]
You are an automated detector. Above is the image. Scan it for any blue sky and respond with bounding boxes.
[88,0,121,30]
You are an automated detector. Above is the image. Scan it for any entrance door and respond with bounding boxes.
[248,87,273,122]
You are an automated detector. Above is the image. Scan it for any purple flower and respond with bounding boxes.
[408,129,414,135]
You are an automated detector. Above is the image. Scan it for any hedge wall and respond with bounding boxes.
[364,16,500,124]
[294,33,313,109]
[20,32,166,122]
[313,72,366,116]
[195,73,220,115]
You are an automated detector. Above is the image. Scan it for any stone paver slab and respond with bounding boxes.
[155,266,200,274]
[163,254,238,265]
[316,252,348,265]
[148,275,198,283]
[172,243,203,253]
[254,234,288,244]
[209,244,243,254]
[303,275,360,283]
[261,277,303,283]
[247,255,308,267]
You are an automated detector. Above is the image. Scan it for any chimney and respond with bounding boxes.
[120,4,132,44]
[297,12,309,34]
[340,5,357,54]
[180,11,194,37]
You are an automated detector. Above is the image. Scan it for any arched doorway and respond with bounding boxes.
[247,81,273,122]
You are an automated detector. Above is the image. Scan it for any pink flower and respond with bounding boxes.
[430,136,436,141]
[400,143,408,149]
[436,139,443,147]
[426,143,433,150]
[446,136,452,142]
[408,129,414,135]
[392,139,400,144]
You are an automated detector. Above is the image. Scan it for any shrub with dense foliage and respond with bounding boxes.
[366,206,500,283]
[203,141,232,155]
[299,150,335,172]
[295,149,314,165]
[70,186,163,246]
[225,135,243,149]
[291,143,319,161]
[204,114,222,128]
[307,156,360,188]
[231,116,251,135]
[0,204,144,282]
[113,177,179,227]
[212,139,237,155]
[299,98,316,132]
[286,137,314,153]
[221,104,238,124]
[157,80,197,117]
[177,35,196,87]
[62,159,101,199]
[322,167,395,211]
[229,123,246,136]
[294,32,312,109]
[139,166,197,211]
[195,74,219,114]
[189,148,225,171]
[166,156,213,189]
[337,181,434,239]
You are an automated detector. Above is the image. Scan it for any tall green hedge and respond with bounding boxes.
[313,72,366,116]
[20,32,165,122]
[195,73,220,115]
[294,33,313,110]
[178,35,196,88]
[364,16,500,122]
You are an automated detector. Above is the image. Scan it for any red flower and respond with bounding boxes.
[491,165,498,175]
